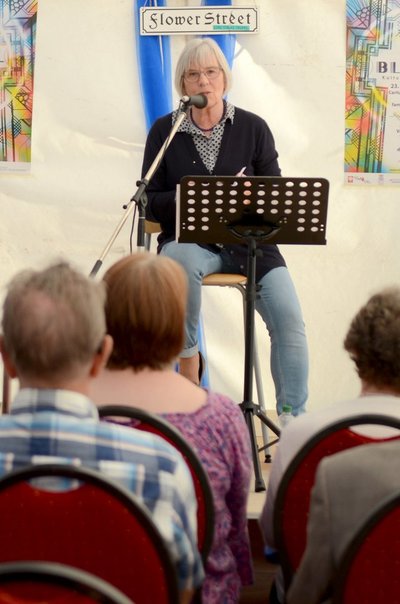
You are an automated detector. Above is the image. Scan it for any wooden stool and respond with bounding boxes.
[202,272,270,456]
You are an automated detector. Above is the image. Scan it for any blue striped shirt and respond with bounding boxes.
[0,388,204,591]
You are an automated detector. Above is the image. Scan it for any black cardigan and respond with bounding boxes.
[141,106,286,281]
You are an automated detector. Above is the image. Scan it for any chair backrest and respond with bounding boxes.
[0,560,134,603]
[98,404,215,562]
[0,463,180,604]
[332,491,400,604]
[273,413,400,590]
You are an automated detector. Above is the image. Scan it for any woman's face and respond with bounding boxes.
[183,53,225,109]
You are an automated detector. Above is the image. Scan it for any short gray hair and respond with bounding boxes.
[175,37,232,97]
[1,261,106,381]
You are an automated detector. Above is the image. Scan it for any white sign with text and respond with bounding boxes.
[140,6,259,35]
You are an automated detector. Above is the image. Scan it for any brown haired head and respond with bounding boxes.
[344,286,400,393]
[103,253,187,371]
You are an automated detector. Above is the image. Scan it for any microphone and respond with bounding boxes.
[181,94,208,109]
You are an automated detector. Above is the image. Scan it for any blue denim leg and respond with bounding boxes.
[255,267,308,416]
[160,242,223,358]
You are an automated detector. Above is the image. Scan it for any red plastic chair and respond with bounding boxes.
[0,560,133,603]
[0,464,180,604]
[98,405,215,563]
[273,413,400,590]
[332,492,400,603]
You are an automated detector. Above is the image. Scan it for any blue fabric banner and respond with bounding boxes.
[201,0,236,69]
[134,1,236,385]
[134,0,172,132]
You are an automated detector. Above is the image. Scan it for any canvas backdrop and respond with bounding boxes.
[1,0,398,413]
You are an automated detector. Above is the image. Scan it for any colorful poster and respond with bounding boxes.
[345,0,400,184]
[0,0,38,172]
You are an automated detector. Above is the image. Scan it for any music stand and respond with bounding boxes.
[177,175,329,491]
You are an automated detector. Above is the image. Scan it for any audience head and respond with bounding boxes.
[1,261,109,385]
[175,37,232,97]
[344,286,400,393]
[103,253,187,371]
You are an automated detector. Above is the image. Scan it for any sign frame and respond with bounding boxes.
[140,5,259,36]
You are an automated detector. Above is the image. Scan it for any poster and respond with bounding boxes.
[345,0,400,184]
[0,0,38,172]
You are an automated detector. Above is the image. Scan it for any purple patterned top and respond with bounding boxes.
[163,390,253,603]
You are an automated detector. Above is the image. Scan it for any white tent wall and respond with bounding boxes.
[1,0,398,412]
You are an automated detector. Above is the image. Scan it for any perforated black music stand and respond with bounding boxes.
[177,175,329,491]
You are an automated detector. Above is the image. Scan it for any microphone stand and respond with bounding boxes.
[89,99,190,278]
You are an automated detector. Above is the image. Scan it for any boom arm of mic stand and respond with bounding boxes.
[89,110,188,278]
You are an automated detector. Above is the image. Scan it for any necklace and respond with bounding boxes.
[190,105,225,132]
[190,110,217,131]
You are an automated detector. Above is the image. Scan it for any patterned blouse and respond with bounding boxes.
[162,390,253,604]
[174,100,235,174]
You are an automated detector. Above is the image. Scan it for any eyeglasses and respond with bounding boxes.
[183,67,222,82]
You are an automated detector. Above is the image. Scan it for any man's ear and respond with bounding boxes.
[0,336,17,379]
[89,335,113,378]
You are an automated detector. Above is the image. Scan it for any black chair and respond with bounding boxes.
[0,463,180,603]
[273,413,400,591]
[98,404,215,563]
[0,560,134,603]
[332,491,400,603]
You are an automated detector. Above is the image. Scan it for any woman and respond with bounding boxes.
[142,37,308,416]
[90,252,253,604]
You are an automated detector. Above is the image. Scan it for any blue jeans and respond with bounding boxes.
[161,242,308,415]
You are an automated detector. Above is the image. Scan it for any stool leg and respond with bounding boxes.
[2,367,10,414]
[144,232,151,251]
[238,285,270,461]
[253,339,271,462]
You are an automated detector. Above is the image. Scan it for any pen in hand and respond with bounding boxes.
[236,166,246,177]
